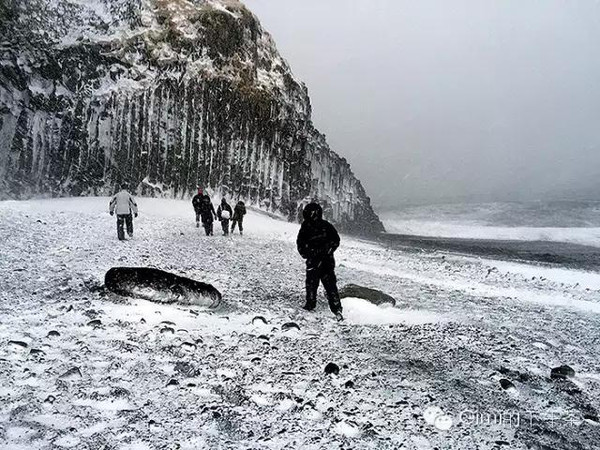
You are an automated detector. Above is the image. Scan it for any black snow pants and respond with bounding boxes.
[305,257,342,314]
[201,215,214,236]
[221,219,230,235]
[117,214,133,240]
[195,210,201,227]
[231,219,243,234]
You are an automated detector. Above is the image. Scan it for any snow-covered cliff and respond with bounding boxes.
[0,0,384,234]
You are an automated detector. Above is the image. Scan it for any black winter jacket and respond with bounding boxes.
[232,202,247,221]
[296,218,340,261]
[197,195,216,220]
[192,194,203,212]
[217,202,233,220]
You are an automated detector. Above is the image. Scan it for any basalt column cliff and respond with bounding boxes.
[0,0,384,233]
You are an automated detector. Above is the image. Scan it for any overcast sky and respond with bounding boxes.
[244,0,600,207]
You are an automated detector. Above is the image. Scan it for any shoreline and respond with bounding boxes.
[375,232,600,271]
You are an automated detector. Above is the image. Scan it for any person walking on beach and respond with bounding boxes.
[197,191,217,236]
[296,202,344,321]
[109,183,138,241]
[217,198,233,236]
[192,188,204,228]
[231,200,247,235]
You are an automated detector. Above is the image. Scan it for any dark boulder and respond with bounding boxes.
[180,342,197,352]
[59,367,82,380]
[104,267,221,307]
[110,387,130,398]
[339,284,396,306]
[324,363,340,375]
[281,322,300,332]
[8,340,28,349]
[252,316,268,325]
[174,362,198,377]
[551,365,575,380]
[86,319,102,328]
[499,379,516,390]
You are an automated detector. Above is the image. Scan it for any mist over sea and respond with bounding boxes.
[379,201,600,247]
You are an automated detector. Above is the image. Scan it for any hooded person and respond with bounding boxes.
[231,200,247,235]
[109,183,138,241]
[192,188,204,228]
[296,202,343,321]
[217,198,233,236]
[196,190,217,236]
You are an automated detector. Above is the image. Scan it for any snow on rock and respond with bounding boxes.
[249,394,270,406]
[334,420,361,438]
[0,197,599,449]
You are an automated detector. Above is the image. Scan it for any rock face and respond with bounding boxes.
[339,284,396,306]
[0,0,384,234]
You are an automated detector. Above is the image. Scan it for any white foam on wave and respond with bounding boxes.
[382,218,600,247]
[380,202,600,247]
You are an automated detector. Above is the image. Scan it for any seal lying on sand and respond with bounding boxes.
[105,267,222,308]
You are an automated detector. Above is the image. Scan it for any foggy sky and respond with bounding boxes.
[244,0,600,208]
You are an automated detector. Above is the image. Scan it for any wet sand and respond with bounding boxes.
[378,233,600,271]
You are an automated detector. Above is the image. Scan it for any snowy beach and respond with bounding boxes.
[3,0,600,448]
[1,197,600,449]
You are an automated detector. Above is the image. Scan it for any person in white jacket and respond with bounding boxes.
[109,184,138,240]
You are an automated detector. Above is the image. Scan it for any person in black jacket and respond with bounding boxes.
[296,202,343,321]
[194,190,217,236]
[191,188,204,228]
[231,201,247,235]
[217,198,233,236]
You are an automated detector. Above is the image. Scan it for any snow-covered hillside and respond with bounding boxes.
[1,197,600,449]
[0,0,383,234]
